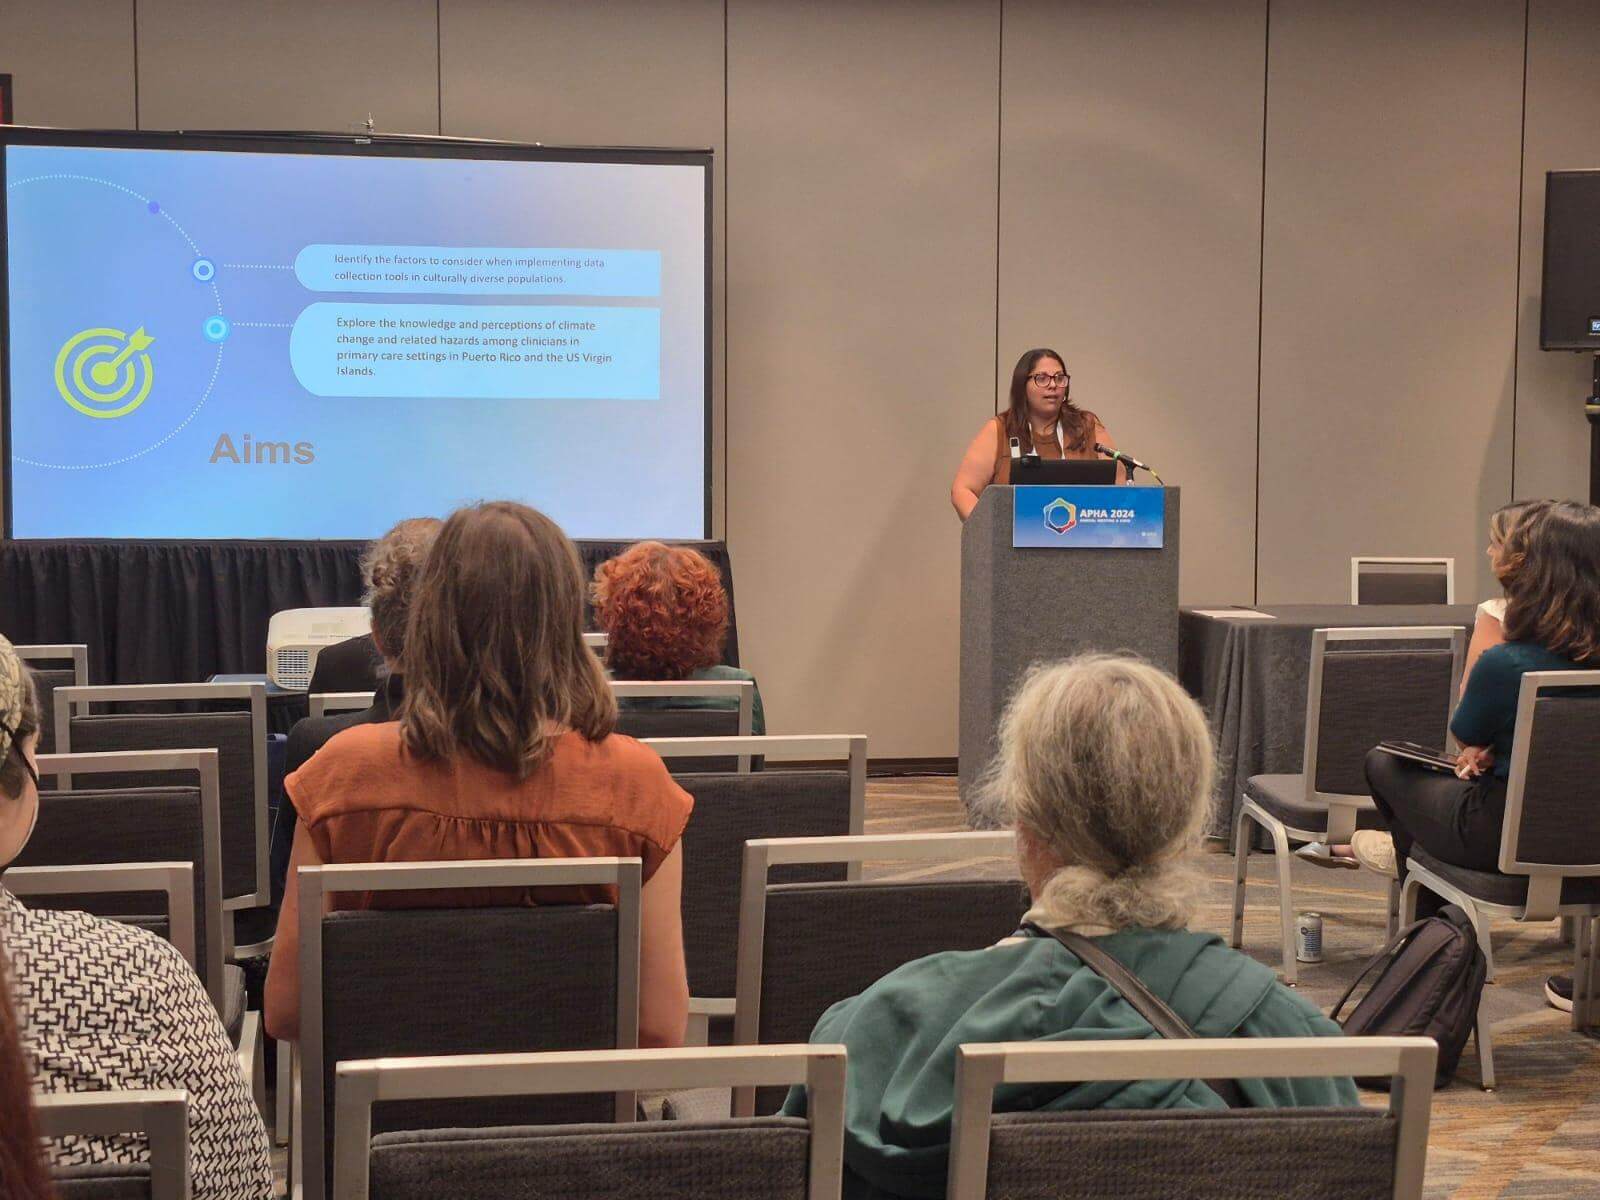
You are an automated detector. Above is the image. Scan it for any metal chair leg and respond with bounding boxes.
[1574,916,1595,1031]
[1400,875,1420,925]
[1458,900,1496,984]
[1386,878,1400,939]
[1265,818,1297,986]
[275,1039,291,1145]
[1475,999,1496,1091]
[1586,916,1600,1032]
[1230,808,1251,949]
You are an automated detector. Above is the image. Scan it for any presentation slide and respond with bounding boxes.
[2,137,708,539]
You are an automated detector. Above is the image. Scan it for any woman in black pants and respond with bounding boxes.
[1350,501,1600,1011]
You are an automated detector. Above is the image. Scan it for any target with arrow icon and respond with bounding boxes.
[53,325,157,419]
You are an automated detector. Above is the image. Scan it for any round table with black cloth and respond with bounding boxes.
[0,538,740,689]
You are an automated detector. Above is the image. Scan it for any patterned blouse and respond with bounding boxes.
[1,887,273,1200]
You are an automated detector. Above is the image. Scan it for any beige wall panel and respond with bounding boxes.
[727,0,999,757]
[998,0,1265,605]
[1514,0,1600,504]
[0,1,136,127]
[135,0,438,133]
[1256,1,1523,603]
[440,0,729,533]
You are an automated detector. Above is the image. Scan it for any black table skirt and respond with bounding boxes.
[0,538,737,687]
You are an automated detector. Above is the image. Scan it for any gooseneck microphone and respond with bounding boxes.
[1094,442,1164,484]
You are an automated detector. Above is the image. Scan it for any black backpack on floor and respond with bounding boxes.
[1329,904,1487,1088]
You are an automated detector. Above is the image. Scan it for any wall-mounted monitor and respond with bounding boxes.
[1,128,711,539]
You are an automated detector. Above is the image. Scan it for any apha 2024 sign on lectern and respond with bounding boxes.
[958,485,1180,813]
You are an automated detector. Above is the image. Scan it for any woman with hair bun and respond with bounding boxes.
[783,654,1354,1200]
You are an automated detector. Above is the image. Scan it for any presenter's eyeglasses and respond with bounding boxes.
[1028,372,1070,388]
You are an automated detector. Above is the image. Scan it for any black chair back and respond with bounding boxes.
[982,1108,1397,1199]
[1510,692,1600,867]
[16,786,213,988]
[68,712,257,901]
[323,906,620,1141]
[752,878,1027,1110]
[1356,571,1450,605]
[31,667,77,755]
[677,770,853,998]
[367,1118,813,1200]
[618,708,742,770]
[51,1164,155,1199]
[1311,643,1457,797]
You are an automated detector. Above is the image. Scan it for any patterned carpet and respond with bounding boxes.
[867,777,1600,1200]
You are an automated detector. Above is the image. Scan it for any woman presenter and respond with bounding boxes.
[950,348,1126,520]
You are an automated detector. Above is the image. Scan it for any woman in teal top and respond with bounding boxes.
[1358,501,1600,1011]
[783,654,1356,1200]
[592,540,766,733]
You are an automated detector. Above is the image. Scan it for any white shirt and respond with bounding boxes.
[1,887,272,1200]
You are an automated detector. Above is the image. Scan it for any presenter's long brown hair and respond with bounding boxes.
[1003,348,1096,453]
[0,940,53,1200]
[1501,500,1600,664]
[399,501,617,777]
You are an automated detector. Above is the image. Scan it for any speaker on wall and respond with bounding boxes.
[1541,170,1600,352]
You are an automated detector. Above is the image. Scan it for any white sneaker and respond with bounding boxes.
[1350,830,1398,879]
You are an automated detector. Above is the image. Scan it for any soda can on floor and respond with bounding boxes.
[1296,912,1324,963]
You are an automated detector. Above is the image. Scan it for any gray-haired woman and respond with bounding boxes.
[783,654,1357,1200]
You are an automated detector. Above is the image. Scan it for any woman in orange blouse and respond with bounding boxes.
[265,502,692,1049]
[950,348,1126,520]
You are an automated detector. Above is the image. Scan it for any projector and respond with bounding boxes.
[266,607,371,691]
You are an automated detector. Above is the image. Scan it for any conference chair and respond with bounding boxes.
[19,747,263,1107]
[733,831,1028,1115]
[331,1045,847,1200]
[295,857,643,1200]
[20,750,226,1009]
[14,643,88,754]
[642,734,867,1041]
[946,1037,1436,1200]
[614,680,756,770]
[1400,670,1600,1090]
[308,692,375,719]
[1231,626,1464,984]
[35,1088,190,1200]
[53,682,270,954]
[1350,557,1456,605]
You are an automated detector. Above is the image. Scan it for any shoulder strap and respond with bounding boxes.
[1023,922,1250,1109]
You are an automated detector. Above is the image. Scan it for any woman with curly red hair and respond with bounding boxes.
[593,542,766,734]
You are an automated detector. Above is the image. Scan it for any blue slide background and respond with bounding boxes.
[4,144,706,538]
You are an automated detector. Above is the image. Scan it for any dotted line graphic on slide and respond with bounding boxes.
[7,173,227,469]
[18,347,225,472]
[219,263,293,270]
[233,321,292,329]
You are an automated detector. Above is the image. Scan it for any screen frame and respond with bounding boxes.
[0,125,714,541]
[1539,167,1600,353]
